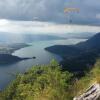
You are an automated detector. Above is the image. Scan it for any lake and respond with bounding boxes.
[0,39,86,90]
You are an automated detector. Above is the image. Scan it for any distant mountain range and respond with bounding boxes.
[0,33,66,43]
[45,32,100,73]
[0,43,29,54]
[0,32,95,43]
[61,32,94,39]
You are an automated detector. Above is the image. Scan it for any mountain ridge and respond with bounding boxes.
[45,32,100,72]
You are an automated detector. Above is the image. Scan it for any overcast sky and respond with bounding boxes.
[0,0,100,35]
[0,0,100,25]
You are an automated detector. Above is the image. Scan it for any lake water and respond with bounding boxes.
[0,39,86,90]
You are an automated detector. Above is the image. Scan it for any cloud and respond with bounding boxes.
[0,19,100,35]
[0,0,100,25]
[96,14,100,19]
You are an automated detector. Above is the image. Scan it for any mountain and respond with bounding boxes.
[45,45,82,58]
[0,43,29,54]
[0,54,22,64]
[76,32,100,50]
[62,32,94,39]
[0,32,94,43]
[45,32,100,72]
[0,54,35,64]
[0,33,66,43]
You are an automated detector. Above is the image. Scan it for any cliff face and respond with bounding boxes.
[73,59,100,100]
[74,84,100,100]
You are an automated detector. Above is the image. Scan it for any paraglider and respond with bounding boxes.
[64,7,80,24]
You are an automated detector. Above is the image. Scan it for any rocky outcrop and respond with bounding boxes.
[74,83,100,100]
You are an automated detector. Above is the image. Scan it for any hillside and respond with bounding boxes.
[45,32,100,72]
[73,59,100,100]
[76,32,100,50]
[0,60,73,100]
[0,59,100,100]
[0,54,36,64]
[0,54,22,64]
[0,54,33,64]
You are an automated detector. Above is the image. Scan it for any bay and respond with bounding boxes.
[0,39,86,90]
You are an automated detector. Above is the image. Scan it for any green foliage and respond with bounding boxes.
[1,59,100,100]
[0,60,73,100]
[73,59,100,96]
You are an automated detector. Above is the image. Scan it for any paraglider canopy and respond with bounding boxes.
[64,8,80,13]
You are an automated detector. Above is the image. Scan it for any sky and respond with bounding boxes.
[0,0,100,34]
